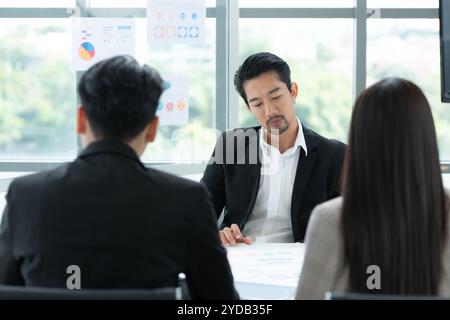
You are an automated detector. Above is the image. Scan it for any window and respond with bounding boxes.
[88,0,217,7]
[239,18,353,143]
[367,19,450,159]
[0,0,449,176]
[0,0,75,7]
[135,18,218,162]
[367,0,438,8]
[0,19,77,160]
[0,1,219,164]
[239,0,354,8]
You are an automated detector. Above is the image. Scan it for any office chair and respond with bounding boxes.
[0,285,183,300]
[325,291,448,300]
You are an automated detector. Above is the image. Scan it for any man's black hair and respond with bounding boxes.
[78,55,164,140]
[234,52,292,105]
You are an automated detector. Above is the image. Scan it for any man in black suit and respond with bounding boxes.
[0,55,237,299]
[202,52,345,245]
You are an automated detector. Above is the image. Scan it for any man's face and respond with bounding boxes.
[243,71,298,135]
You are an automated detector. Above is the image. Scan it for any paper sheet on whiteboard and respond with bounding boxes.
[147,0,205,45]
[72,18,135,71]
[157,75,189,126]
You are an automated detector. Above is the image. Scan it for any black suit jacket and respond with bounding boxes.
[201,125,346,242]
[0,140,236,300]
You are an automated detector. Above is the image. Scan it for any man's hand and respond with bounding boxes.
[220,224,253,246]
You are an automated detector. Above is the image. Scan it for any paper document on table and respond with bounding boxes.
[227,243,305,288]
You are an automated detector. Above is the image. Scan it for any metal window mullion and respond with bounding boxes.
[1,159,448,174]
[227,0,239,130]
[0,7,216,18]
[78,8,217,18]
[239,7,437,19]
[75,0,87,154]
[354,0,367,100]
[215,1,227,132]
[0,7,435,19]
[368,8,437,19]
[0,8,71,18]
[216,0,239,132]
[240,7,354,18]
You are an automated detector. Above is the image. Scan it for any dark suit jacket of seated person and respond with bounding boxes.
[0,55,237,300]
[201,52,346,244]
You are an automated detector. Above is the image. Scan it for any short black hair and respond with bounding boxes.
[234,52,292,105]
[78,55,164,141]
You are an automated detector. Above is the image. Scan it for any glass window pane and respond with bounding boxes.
[367,19,450,160]
[239,19,353,143]
[239,0,354,8]
[88,0,216,8]
[367,0,438,8]
[0,19,77,160]
[0,1,75,7]
[88,0,147,7]
[134,18,217,162]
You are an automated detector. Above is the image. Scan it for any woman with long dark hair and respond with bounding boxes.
[296,78,450,299]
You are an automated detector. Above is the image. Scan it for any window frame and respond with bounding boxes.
[0,0,449,178]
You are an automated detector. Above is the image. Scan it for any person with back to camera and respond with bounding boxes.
[0,55,238,300]
[296,77,450,299]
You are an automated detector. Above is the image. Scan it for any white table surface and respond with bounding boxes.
[227,242,305,300]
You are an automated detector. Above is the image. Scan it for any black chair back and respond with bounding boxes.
[0,285,182,300]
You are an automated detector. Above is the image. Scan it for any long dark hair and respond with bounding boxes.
[342,78,448,295]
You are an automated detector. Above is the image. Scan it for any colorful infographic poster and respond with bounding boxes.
[72,18,135,71]
[157,75,189,126]
[147,0,205,45]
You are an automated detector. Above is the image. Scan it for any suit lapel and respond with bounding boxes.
[291,128,318,240]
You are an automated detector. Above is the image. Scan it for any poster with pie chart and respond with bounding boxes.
[157,75,189,126]
[72,18,135,71]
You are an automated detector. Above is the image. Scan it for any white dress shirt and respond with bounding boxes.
[243,118,308,243]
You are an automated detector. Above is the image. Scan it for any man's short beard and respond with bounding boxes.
[267,116,289,135]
